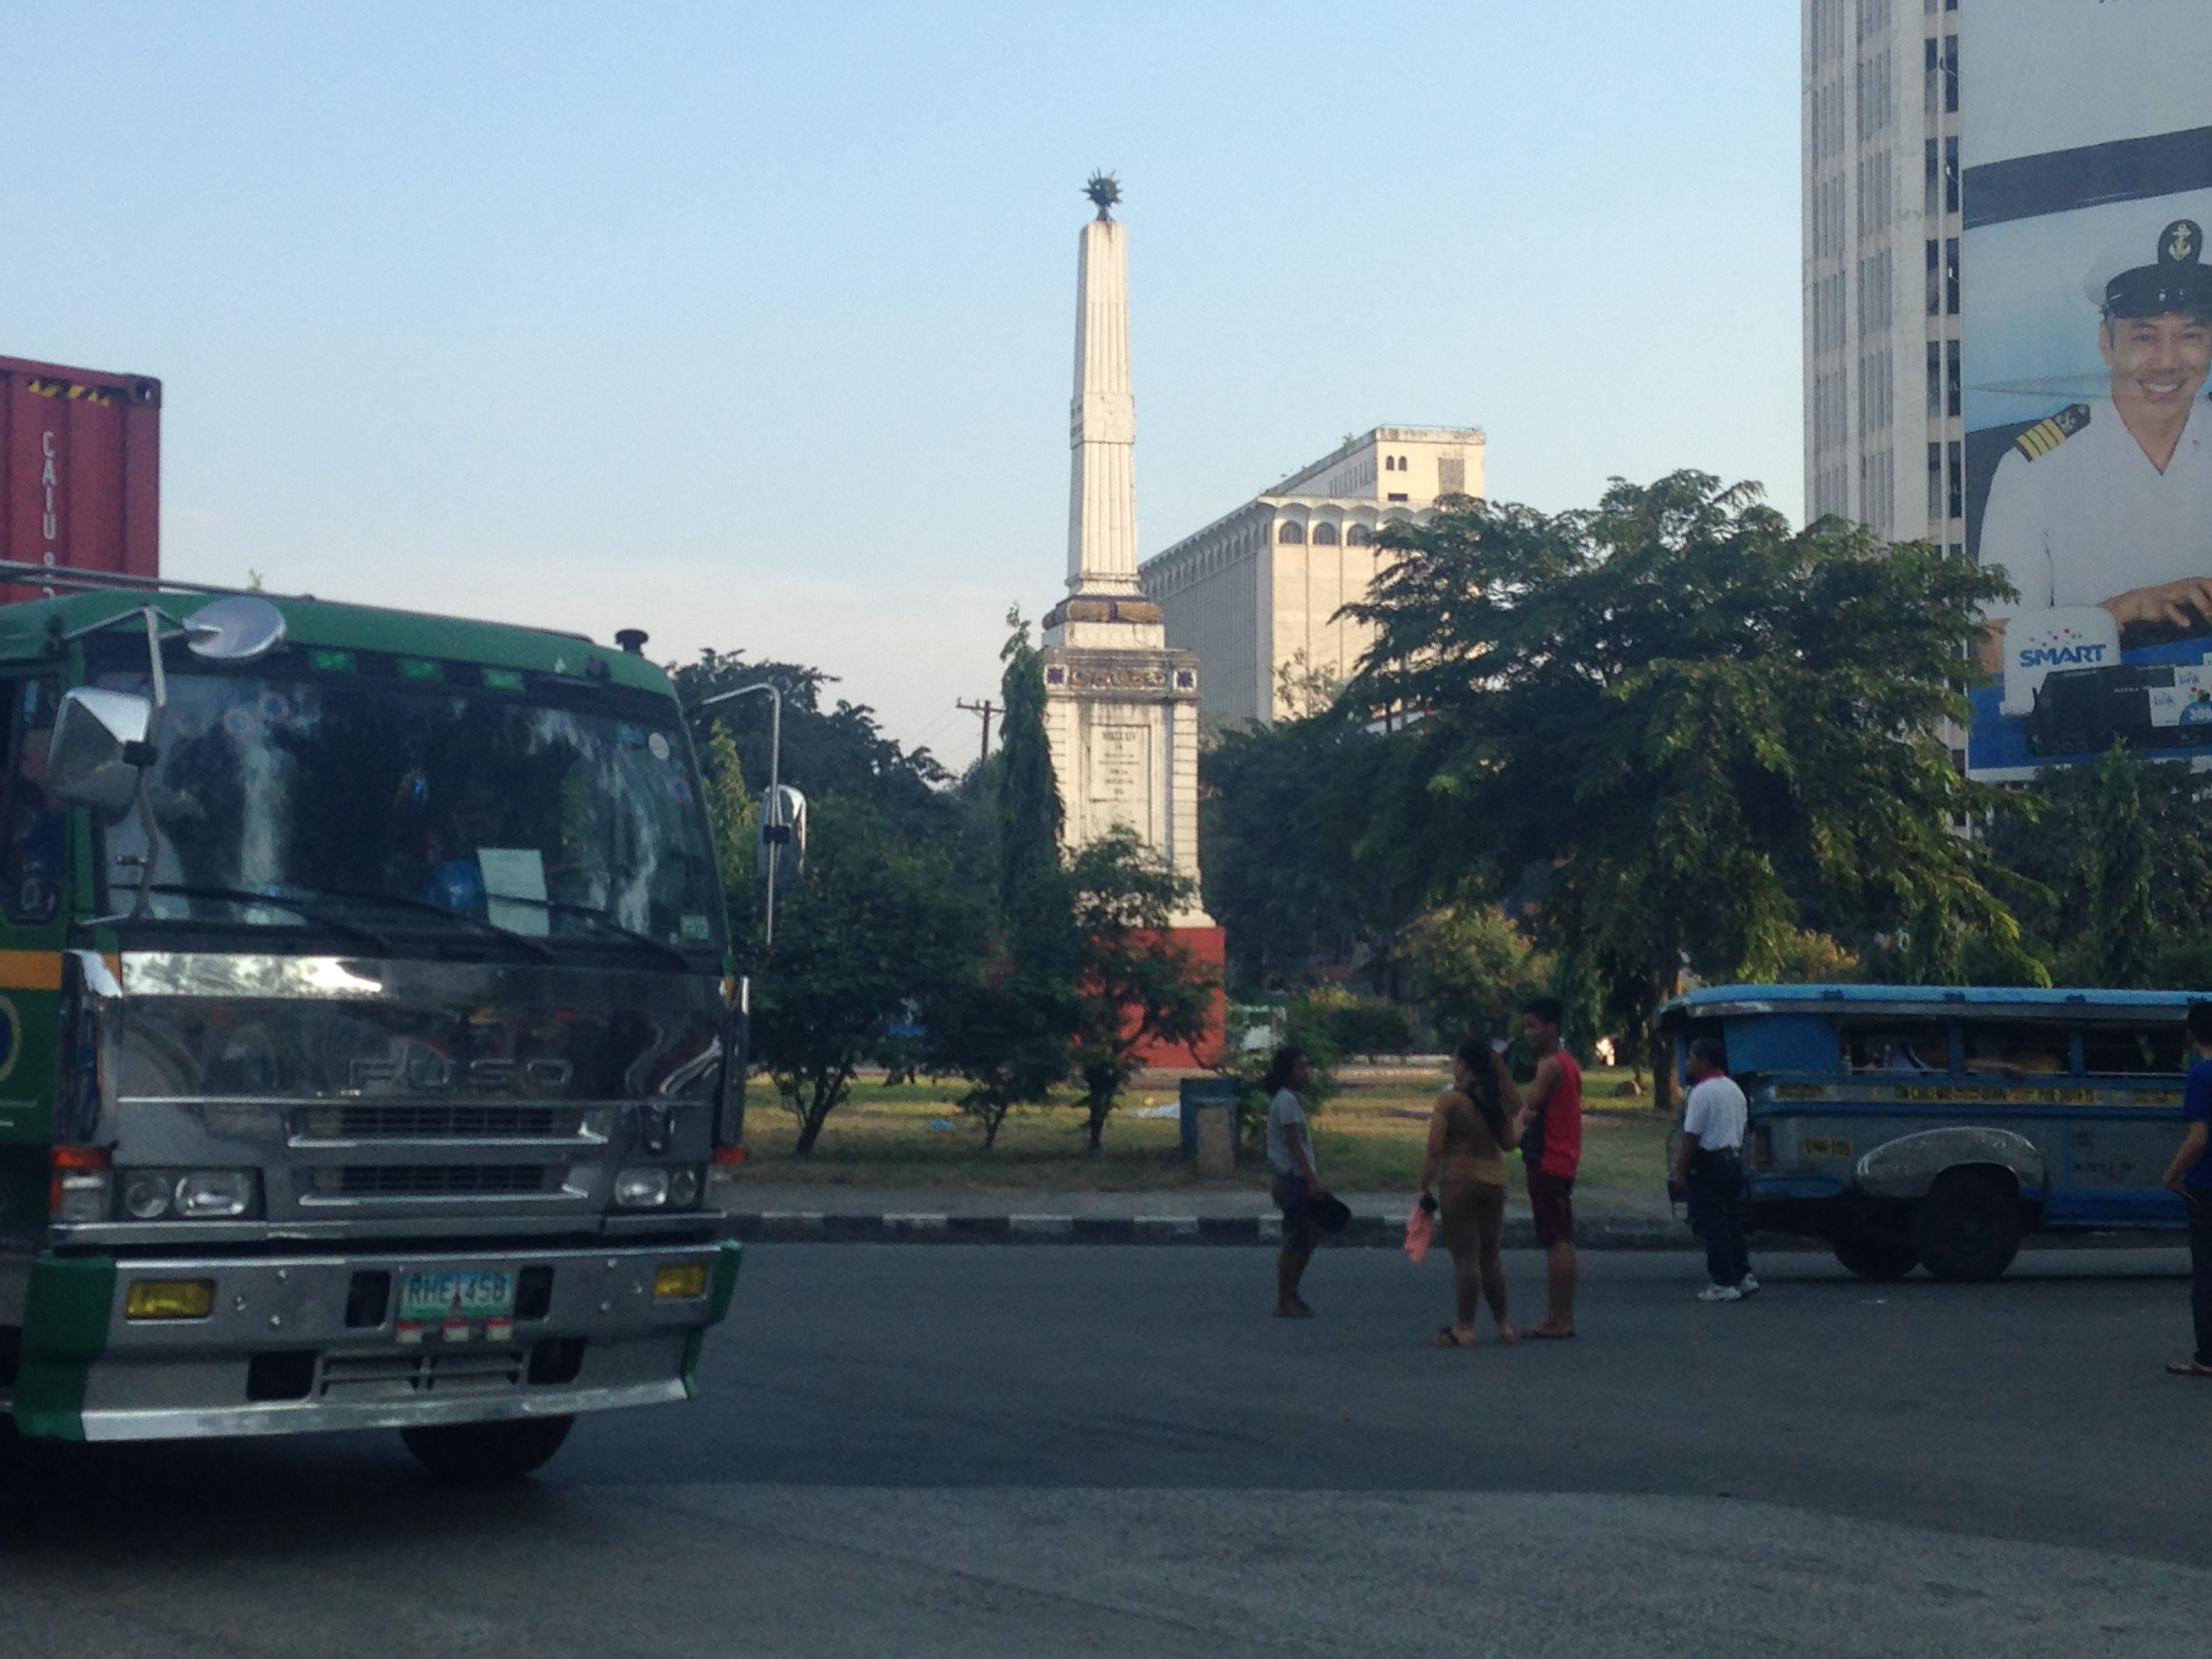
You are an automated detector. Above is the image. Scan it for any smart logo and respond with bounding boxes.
[2017,642,2108,669]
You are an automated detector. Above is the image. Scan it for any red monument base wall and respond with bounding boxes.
[1128,924,1227,1070]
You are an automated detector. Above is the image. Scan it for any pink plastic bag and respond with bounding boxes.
[1403,1200,1433,1264]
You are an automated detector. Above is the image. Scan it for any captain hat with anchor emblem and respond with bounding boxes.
[2093,218,2212,319]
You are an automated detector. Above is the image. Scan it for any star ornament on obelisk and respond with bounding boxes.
[1084,170,1121,221]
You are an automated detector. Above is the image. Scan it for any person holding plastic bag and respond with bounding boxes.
[1416,1037,1521,1349]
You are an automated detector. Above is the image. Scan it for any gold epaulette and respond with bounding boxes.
[2013,403,2091,460]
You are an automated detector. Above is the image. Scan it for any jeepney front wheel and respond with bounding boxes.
[401,1415,575,1482]
[1832,1229,1919,1282]
[1912,1169,2022,1283]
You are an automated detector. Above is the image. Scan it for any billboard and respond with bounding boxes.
[1961,0,2212,779]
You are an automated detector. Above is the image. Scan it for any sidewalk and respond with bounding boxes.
[719,1181,1696,1250]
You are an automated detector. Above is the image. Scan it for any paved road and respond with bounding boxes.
[4,1246,2208,1657]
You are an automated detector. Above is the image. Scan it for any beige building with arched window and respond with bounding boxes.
[1136,425,1484,727]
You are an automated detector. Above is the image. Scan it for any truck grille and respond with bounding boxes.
[297,1105,588,1141]
[310,1164,556,1200]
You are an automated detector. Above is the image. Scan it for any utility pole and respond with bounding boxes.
[956,697,1000,769]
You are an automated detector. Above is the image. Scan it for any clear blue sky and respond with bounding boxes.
[3,1,1801,759]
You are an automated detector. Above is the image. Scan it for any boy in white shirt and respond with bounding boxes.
[1675,1038,1756,1303]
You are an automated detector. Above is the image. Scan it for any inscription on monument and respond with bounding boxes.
[1086,722,1151,829]
[1069,663,1168,693]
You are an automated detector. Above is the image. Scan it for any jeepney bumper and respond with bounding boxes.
[9,1239,741,1443]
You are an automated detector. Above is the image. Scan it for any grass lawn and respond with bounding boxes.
[735,1067,1673,1193]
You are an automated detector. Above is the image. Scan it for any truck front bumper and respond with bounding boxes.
[10,1239,741,1442]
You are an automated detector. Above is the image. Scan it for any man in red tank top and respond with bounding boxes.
[1515,996,1582,1338]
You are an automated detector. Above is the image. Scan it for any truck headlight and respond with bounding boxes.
[122,1172,173,1220]
[173,1171,258,1218]
[615,1167,671,1208]
[109,1169,261,1221]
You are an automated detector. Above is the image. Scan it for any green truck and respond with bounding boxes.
[0,572,743,1478]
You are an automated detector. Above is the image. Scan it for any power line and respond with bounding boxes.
[909,701,964,748]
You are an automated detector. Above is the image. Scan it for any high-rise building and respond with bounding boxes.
[1802,0,1963,550]
[1136,426,1483,728]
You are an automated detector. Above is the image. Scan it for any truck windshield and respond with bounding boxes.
[94,661,722,956]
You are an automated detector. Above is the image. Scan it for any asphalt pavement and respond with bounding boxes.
[3,1244,2208,1658]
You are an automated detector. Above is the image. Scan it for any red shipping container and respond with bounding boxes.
[1,352,161,605]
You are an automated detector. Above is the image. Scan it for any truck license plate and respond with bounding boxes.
[396,1269,516,1343]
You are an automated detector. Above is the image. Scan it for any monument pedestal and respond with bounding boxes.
[1041,600,1209,928]
[1132,923,1226,1069]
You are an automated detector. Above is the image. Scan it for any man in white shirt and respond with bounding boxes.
[1675,1038,1755,1303]
[1980,218,2212,643]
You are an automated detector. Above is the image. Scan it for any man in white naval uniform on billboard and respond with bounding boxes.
[1980,219,2212,632]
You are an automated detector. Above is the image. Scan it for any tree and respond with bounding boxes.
[1983,754,2212,987]
[2084,743,2158,989]
[672,648,954,840]
[1067,828,1218,1150]
[994,611,1067,942]
[1346,473,2039,1109]
[931,615,1080,1147]
[1408,896,1544,1042]
[1200,697,1397,990]
[749,798,978,1153]
[699,721,760,933]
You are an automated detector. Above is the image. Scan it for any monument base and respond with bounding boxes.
[1128,924,1227,1070]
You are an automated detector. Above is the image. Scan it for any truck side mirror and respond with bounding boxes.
[183,596,287,663]
[758,785,807,886]
[47,687,158,821]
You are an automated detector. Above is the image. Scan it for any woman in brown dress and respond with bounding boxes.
[1418,1036,1521,1349]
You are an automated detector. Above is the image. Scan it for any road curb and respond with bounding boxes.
[722,1208,2186,1255]
[722,1211,1706,1250]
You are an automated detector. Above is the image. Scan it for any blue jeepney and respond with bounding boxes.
[1654,984,2200,1282]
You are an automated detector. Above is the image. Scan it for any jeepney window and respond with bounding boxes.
[0,678,64,924]
[1960,1022,2072,1077]
[1839,1023,1949,1073]
[2080,1027,2188,1076]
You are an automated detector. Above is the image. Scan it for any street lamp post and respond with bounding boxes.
[693,680,783,947]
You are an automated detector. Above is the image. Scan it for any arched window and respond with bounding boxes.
[1311,521,1340,545]
[1278,520,1306,544]
[1383,455,1396,472]
[1345,523,1373,546]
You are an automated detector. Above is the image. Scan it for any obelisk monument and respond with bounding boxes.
[1040,175,1214,935]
